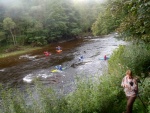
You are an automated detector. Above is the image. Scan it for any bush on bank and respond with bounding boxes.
[0,44,150,113]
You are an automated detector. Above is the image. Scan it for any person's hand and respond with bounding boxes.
[124,84,131,89]
[122,84,126,88]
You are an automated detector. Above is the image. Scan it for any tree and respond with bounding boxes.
[91,1,120,36]
[3,17,17,45]
[119,0,150,42]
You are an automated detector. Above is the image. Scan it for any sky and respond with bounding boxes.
[0,0,105,5]
[0,0,21,5]
[73,0,104,2]
[0,0,22,7]
[0,0,105,9]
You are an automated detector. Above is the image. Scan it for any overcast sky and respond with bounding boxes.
[0,0,105,8]
[0,0,105,5]
[0,0,22,7]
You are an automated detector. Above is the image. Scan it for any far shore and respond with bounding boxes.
[0,47,42,59]
[0,33,91,59]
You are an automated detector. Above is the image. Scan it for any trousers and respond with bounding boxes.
[126,96,136,113]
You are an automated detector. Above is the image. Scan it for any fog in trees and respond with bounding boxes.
[0,0,104,46]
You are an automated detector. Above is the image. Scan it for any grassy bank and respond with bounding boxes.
[0,43,150,113]
[0,45,41,58]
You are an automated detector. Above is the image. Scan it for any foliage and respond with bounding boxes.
[92,0,125,36]
[66,77,100,113]
[0,31,6,46]
[115,0,150,42]
[92,0,150,42]
[109,44,150,77]
[0,81,69,113]
[108,44,150,113]
[0,85,27,113]
[3,17,17,45]
[26,36,48,46]
[0,0,102,47]
[3,17,16,31]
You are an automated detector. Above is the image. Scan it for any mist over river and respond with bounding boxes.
[0,33,126,93]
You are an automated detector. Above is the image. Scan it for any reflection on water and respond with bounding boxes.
[0,33,126,92]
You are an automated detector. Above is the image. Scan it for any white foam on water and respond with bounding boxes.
[38,73,53,79]
[19,54,38,60]
[84,61,92,64]
[0,69,5,72]
[23,72,55,83]
[91,39,101,41]
[23,74,34,83]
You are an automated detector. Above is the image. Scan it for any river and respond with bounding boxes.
[0,33,126,93]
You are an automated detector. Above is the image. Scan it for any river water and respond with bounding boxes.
[0,33,126,93]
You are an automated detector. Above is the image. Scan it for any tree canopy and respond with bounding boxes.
[0,0,102,46]
[92,0,150,42]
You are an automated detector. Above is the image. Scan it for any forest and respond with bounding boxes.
[0,0,103,48]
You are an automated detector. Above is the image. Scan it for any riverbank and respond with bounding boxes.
[0,46,42,58]
[0,32,93,59]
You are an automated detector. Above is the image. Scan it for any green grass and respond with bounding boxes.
[0,46,41,58]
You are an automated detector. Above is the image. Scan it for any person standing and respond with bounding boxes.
[121,70,138,113]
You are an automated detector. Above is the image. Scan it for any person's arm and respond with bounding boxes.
[131,79,138,93]
[121,77,125,87]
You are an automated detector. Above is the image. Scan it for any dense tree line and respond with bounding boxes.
[0,0,102,46]
[92,0,150,42]
[1,0,149,47]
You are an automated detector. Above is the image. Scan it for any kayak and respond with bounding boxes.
[56,50,62,53]
[51,67,66,73]
[51,69,60,72]
[99,57,109,60]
